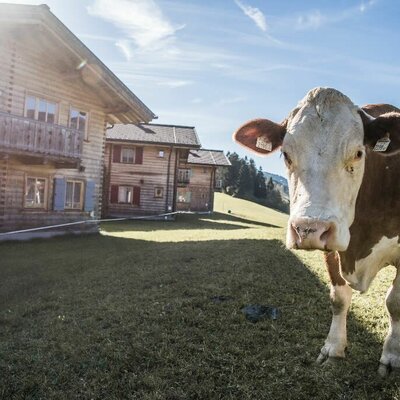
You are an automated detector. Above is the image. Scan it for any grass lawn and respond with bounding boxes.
[0,193,399,399]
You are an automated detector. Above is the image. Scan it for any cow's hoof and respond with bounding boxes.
[378,362,400,378]
[316,351,344,366]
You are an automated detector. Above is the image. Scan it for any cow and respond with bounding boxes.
[233,87,400,376]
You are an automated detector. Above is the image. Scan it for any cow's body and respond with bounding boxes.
[322,139,400,375]
[233,88,400,376]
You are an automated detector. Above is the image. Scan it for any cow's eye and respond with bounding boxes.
[282,151,292,166]
[354,150,363,160]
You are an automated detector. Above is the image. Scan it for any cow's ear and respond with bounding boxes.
[360,109,400,154]
[233,118,286,155]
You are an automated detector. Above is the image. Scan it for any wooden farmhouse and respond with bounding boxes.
[176,148,231,212]
[0,4,155,238]
[104,124,230,216]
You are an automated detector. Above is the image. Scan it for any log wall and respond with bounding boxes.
[104,143,177,216]
[0,33,108,233]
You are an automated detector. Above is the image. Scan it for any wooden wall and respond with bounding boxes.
[176,163,215,212]
[0,31,109,233]
[104,143,177,216]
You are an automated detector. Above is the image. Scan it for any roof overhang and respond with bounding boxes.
[106,139,201,149]
[0,3,156,124]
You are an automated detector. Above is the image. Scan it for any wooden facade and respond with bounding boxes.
[104,143,180,216]
[176,164,217,212]
[176,151,230,212]
[0,4,154,239]
[104,127,230,216]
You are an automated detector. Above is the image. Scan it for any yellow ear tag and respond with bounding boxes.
[256,136,272,151]
[373,137,391,152]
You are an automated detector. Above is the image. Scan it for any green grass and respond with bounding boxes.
[0,193,399,399]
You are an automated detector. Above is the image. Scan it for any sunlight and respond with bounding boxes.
[100,227,283,243]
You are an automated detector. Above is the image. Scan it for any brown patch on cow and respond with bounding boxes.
[361,104,400,154]
[338,104,400,274]
[325,252,346,286]
[362,104,400,117]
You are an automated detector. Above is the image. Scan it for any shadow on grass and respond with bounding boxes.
[100,211,281,234]
[0,233,393,400]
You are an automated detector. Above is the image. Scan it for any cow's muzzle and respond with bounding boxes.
[287,217,340,251]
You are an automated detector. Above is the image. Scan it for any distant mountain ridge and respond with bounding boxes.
[263,172,289,196]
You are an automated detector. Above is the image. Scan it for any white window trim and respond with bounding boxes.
[121,147,136,164]
[24,94,58,124]
[64,179,84,210]
[24,175,48,209]
[118,185,134,204]
[69,106,89,141]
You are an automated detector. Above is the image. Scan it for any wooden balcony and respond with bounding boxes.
[177,177,190,185]
[0,111,83,163]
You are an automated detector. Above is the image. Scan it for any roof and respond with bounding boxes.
[0,3,156,124]
[187,149,231,167]
[106,123,201,148]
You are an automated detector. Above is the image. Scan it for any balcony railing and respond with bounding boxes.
[214,179,223,189]
[0,111,83,160]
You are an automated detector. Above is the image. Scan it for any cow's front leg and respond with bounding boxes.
[317,252,352,364]
[378,267,400,377]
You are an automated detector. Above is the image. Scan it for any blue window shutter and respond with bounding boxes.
[53,178,66,211]
[84,180,95,212]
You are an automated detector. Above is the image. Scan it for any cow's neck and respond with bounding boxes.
[339,149,400,274]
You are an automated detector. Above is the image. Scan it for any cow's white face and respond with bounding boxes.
[233,87,400,252]
[281,90,365,251]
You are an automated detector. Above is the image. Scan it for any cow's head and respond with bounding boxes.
[234,87,400,251]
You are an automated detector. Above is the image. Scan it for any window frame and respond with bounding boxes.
[177,188,191,203]
[24,94,58,124]
[121,147,135,164]
[118,185,134,204]
[178,168,191,184]
[24,176,48,210]
[69,106,89,141]
[64,179,84,210]
[154,187,164,199]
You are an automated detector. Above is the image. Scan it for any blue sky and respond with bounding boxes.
[4,0,400,176]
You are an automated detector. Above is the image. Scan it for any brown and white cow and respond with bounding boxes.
[233,87,400,376]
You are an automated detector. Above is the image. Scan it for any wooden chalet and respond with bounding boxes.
[0,4,155,238]
[177,149,231,212]
[104,124,230,216]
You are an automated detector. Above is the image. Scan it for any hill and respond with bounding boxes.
[214,192,288,228]
[263,171,288,194]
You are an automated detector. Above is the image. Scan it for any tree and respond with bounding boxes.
[254,167,267,198]
[236,162,252,196]
[266,177,274,191]
[224,152,241,194]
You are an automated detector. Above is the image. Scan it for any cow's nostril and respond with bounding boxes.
[320,227,332,244]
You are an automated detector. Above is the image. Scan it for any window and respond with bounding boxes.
[158,150,165,158]
[69,108,88,139]
[25,95,57,124]
[110,185,140,205]
[177,188,191,203]
[113,146,143,165]
[154,187,164,198]
[65,180,83,210]
[118,186,133,203]
[25,177,47,208]
[121,148,135,164]
[178,169,191,184]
